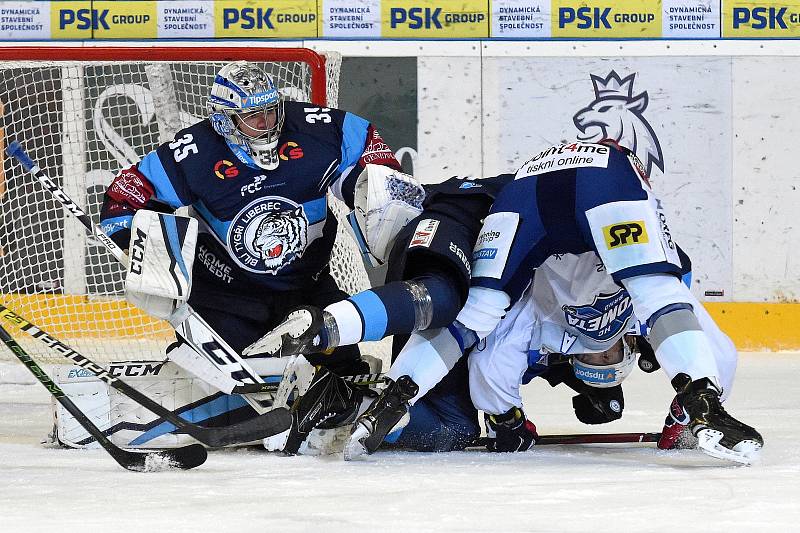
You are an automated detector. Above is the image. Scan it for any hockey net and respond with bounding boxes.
[0,46,386,368]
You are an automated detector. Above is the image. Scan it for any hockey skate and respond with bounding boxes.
[281,364,364,455]
[243,305,330,357]
[671,373,763,465]
[344,375,419,461]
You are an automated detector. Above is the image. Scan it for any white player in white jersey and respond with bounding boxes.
[457,140,762,464]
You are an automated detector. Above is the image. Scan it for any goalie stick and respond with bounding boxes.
[0,304,291,447]
[0,321,207,471]
[473,432,661,448]
[6,141,271,414]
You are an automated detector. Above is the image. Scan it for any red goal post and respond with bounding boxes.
[0,46,387,365]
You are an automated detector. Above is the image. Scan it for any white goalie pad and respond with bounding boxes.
[50,360,287,450]
[126,210,198,319]
[347,164,424,267]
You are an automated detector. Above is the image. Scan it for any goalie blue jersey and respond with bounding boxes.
[100,101,400,291]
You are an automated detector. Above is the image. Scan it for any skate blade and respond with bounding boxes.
[343,424,370,461]
[696,429,762,465]
[244,313,312,356]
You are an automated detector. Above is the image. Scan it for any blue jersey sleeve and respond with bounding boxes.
[330,111,400,208]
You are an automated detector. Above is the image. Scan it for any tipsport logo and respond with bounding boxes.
[242,89,279,108]
[573,71,665,177]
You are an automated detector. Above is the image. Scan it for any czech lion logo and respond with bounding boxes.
[228,197,308,274]
[573,71,665,177]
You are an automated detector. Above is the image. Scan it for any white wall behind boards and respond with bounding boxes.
[311,40,799,303]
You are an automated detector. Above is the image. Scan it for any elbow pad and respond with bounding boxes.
[622,275,720,384]
[455,286,510,340]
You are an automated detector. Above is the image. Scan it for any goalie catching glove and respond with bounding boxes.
[125,210,198,319]
[347,164,424,267]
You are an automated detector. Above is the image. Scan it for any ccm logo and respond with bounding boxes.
[604,221,649,248]
[129,228,147,275]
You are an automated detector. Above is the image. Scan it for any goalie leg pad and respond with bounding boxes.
[126,210,198,319]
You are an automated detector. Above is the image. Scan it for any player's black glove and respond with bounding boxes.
[484,407,538,452]
[572,385,624,425]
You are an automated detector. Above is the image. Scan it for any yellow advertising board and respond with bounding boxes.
[551,0,661,38]
[381,0,489,38]
[92,1,158,39]
[49,1,94,39]
[213,0,317,38]
[723,1,800,37]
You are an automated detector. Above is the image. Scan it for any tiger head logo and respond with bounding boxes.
[573,71,665,177]
[252,207,308,273]
[228,197,309,275]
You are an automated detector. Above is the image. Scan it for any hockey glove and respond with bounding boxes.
[572,385,624,425]
[484,407,538,452]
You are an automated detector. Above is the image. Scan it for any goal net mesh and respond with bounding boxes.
[0,48,388,367]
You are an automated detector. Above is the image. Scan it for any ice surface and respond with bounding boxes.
[0,353,796,533]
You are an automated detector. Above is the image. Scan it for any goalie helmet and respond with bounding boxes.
[208,61,284,170]
[571,335,638,388]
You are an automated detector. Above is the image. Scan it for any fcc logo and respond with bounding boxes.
[603,221,649,249]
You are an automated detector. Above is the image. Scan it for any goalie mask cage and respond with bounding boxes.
[0,46,382,365]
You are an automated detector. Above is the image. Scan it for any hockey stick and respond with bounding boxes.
[0,321,207,471]
[6,141,271,413]
[232,372,385,394]
[0,304,291,447]
[473,432,661,448]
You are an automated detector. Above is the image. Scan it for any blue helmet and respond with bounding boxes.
[208,61,284,170]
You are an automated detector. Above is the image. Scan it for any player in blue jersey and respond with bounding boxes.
[246,171,514,454]
[453,140,762,464]
[99,61,406,382]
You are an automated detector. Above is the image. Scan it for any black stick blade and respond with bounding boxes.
[119,444,208,472]
[198,407,292,447]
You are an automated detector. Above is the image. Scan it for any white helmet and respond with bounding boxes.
[208,61,284,170]
[571,335,637,388]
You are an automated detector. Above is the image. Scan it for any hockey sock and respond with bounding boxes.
[324,272,461,345]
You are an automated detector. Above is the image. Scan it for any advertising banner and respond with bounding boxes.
[157,1,215,39]
[0,0,49,40]
[213,0,317,39]
[381,0,489,38]
[49,1,93,39]
[550,0,661,38]
[723,1,800,37]
[321,0,380,38]
[662,0,720,38]
[491,0,549,38]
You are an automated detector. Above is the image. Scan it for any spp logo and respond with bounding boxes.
[603,221,649,249]
[389,7,485,29]
[558,7,654,30]
[222,8,315,30]
[279,141,304,161]
[214,160,239,180]
[732,7,800,30]
[59,9,150,30]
